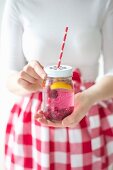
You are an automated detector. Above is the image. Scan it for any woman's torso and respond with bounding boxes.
[18,0,109,81]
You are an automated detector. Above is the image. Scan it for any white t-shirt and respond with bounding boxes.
[1,0,113,81]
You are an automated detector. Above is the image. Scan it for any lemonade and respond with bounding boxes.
[43,65,74,121]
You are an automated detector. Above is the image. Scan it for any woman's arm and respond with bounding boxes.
[1,0,46,96]
[84,76,113,103]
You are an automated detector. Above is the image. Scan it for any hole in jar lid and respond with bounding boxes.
[50,66,67,70]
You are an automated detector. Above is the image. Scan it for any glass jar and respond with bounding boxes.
[42,65,74,122]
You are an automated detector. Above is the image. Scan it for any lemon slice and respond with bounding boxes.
[50,81,72,90]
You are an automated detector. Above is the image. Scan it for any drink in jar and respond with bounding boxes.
[42,65,74,122]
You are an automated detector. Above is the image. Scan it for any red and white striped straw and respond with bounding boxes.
[57,26,68,68]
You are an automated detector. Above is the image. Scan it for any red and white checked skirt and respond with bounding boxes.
[5,70,113,170]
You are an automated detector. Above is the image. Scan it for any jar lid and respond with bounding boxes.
[44,65,73,77]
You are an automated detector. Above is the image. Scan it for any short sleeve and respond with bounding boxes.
[0,0,27,76]
[101,0,113,76]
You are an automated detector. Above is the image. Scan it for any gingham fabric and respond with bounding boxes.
[5,69,113,170]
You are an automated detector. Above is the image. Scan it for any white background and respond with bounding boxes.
[0,0,104,169]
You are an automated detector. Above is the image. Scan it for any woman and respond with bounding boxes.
[1,0,113,169]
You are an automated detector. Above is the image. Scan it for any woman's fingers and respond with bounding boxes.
[36,115,77,128]
[62,108,85,126]
[18,60,46,90]
[23,60,46,81]
[38,118,65,127]
[35,111,66,127]
[35,111,51,125]
[19,71,38,84]
[18,78,32,89]
[29,60,46,79]
[35,110,83,128]
[18,77,42,92]
[23,64,41,80]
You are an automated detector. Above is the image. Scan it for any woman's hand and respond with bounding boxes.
[7,60,46,95]
[35,91,95,128]
[17,60,46,93]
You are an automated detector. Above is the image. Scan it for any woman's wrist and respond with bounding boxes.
[82,85,100,105]
[78,78,108,105]
[83,75,113,104]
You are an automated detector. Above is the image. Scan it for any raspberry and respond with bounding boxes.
[44,106,74,121]
[59,106,74,117]
[51,106,73,121]
[49,90,58,98]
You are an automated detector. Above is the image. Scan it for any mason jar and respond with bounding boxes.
[42,65,74,122]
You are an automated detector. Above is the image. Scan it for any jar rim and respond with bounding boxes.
[44,65,73,78]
